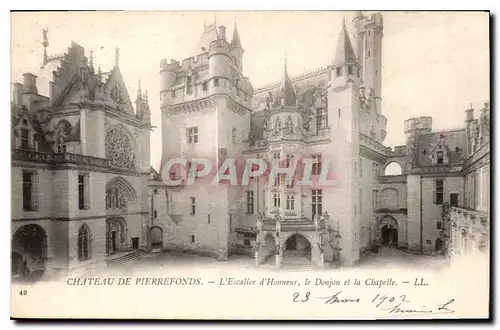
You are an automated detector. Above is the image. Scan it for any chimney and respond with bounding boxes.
[12,83,23,106]
[218,26,226,40]
[484,101,490,110]
[22,73,38,94]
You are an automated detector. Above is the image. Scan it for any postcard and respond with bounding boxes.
[10,10,490,320]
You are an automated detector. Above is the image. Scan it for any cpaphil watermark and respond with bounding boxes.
[160,156,337,187]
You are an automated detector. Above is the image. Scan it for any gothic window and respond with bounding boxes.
[348,66,353,75]
[106,187,127,212]
[213,78,219,87]
[22,171,38,211]
[105,127,136,169]
[78,224,92,261]
[336,67,342,77]
[202,82,208,91]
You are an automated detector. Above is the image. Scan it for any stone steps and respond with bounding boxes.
[106,250,145,266]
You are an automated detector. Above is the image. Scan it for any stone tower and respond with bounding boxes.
[326,18,363,265]
[352,11,384,114]
[159,20,254,260]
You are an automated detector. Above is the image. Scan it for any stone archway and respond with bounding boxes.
[256,233,277,265]
[150,226,163,251]
[106,217,127,255]
[283,234,312,263]
[377,216,398,246]
[12,224,47,280]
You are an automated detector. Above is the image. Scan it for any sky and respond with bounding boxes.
[10,11,490,169]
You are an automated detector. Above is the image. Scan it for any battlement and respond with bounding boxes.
[254,65,330,93]
[209,38,231,56]
[362,12,384,29]
[160,52,211,72]
[404,116,432,134]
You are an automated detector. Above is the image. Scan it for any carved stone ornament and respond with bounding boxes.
[105,126,136,169]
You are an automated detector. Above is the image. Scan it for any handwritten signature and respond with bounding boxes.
[380,298,456,316]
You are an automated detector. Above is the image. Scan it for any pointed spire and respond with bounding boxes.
[280,55,295,107]
[136,79,142,101]
[115,46,120,67]
[231,19,242,49]
[332,19,357,67]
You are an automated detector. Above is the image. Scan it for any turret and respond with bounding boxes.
[23,73,38,94]
[208,37,232,94]
[329,18,360,89]
[465,103,474,122]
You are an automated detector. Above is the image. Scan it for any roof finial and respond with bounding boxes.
[115,46,120,67]
[138,79,142,94]
[343,12,346,27]
[89,50,94,70]
[42,28,49,66]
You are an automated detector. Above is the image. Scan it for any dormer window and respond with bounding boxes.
[20,129,30,150]
[436,151,444,164]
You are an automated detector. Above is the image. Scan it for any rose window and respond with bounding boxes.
[105,127,136,169]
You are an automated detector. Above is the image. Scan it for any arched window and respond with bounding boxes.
[78,224,92,261]
[384,162,403,176]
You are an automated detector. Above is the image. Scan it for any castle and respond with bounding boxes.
[11,12,490,280]
[158,12,490,267]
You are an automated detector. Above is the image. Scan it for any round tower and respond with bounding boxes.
[160,58,179,106]
[208,38,232,94]
[417,116,432,133]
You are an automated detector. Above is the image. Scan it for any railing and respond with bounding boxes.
[375,208,408,214]
[450,206,489,229]
[12,148,110,168]
[359,133,387,155]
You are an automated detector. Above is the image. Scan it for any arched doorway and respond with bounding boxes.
[106,218,127,255]
[378,216,398,246]
[284,234,312,263]
[150,226,163,250]
[11,224,47,280]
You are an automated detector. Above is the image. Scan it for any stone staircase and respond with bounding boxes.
[106,250,146,266]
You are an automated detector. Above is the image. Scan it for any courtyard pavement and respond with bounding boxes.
[97,246,447,277]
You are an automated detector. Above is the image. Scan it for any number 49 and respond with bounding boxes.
[19,290,27,296]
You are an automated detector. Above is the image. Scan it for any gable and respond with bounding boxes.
[104,67,135,115]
